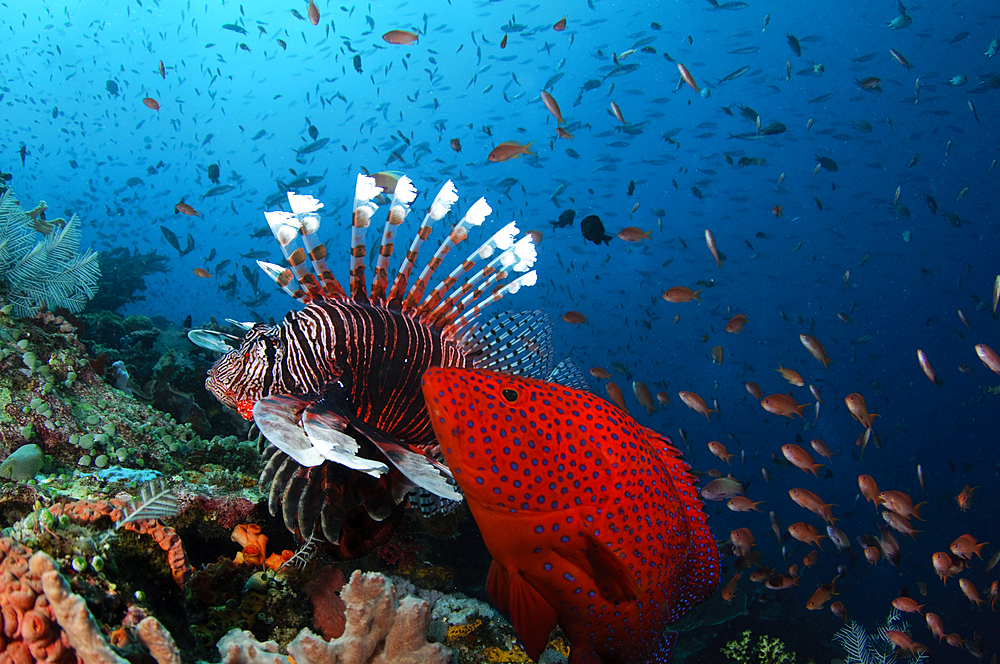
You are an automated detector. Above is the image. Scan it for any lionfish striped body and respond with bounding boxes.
[200,174,551,558]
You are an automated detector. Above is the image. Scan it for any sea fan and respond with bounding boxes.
[116,478,179,528]
[0,188,100,317]
[833,608,928,664]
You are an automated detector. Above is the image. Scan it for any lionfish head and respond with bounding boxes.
[205,324,282,420]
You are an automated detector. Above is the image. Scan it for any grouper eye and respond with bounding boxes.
[501,388,519,403]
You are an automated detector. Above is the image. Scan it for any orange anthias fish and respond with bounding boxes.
[488,140,534,162]
[307,0,320,26]
[799,334,831,369]
[662,286,701,303]
[773,204,783,217]
[725,313,748,333]
[540,91,565,125]
[174,197,200,217]
[383,29,419,45]
[553,16,567,31]
[142,97,160,112]
[422,368,719,664]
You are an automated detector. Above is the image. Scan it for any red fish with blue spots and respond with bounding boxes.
[422,367,719,664]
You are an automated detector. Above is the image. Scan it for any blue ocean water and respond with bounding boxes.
[4,0,998,658]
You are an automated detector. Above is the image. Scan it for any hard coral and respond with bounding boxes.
[219,571,451,664]
[0,538,179,664]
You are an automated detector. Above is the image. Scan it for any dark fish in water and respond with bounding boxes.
[815,155,838,172]
[627,179,636,196]
[222,23,248,34]
[308,125,319,140]
[808,93,833,104]
[196,176,551,560]
[353,54,363,73]
[737,103,759,122]
[581,214,612,245]
[787,33,802,56]
[208,163,221,184]
[295,138,330,155]
[286,175,323,188]
[252,129,267,140]
[421,368,719,664]
[718,65,751,83]
[851,120,873,133]
[949,31,970,45]
[760,122,786,135]
[925,193,938,215]
[125,177,144,187]
[738,156,766,166]
[202,184,235,199]
[105,80,119,96]
[728,46,760,54]
[851,53,878,62]
[161,226,195,258]
[551,209,576,228]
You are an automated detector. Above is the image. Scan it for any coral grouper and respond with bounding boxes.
[422,367,720,664]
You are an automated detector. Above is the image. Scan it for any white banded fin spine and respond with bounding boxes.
[350,174,383,302]
[387,179,457,306]
[371,175,416,304]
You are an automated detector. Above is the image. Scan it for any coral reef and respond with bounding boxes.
[86,246,168,314]
[218,571,452,664]
[0,188,100,318]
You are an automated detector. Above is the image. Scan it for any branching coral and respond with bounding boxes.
[721,629,800,664]
[0,188,100,318]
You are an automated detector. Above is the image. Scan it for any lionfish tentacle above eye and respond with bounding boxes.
[370,175,417,304]
[349,174,383,304]
[386,180,458,307]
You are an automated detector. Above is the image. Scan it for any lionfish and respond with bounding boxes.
[192,173,555,558]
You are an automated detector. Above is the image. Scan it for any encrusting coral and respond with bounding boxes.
[218,570,452,664]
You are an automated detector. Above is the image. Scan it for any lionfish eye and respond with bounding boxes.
[501,388,519,403]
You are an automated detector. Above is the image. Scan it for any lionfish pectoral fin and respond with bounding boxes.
[461,310,555,379]
[346,414,463,502]
[302,401,389,477]
[253,395,328,467]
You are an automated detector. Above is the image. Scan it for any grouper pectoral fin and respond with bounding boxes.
[558,532,641,605]
[507,567,558,662]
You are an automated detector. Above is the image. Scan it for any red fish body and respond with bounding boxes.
[422,368,719,664]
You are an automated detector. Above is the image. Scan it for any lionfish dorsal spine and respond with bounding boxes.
[370,175,417,304]
[264,208,324,303]
[349,174,383,303]
[419,221,521,324]
[402,196,492,314]
[257,260,300,300]
[387,180,458,308]
[449,269,539,333]
[288,192,346,300]
[425,231,536,328]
